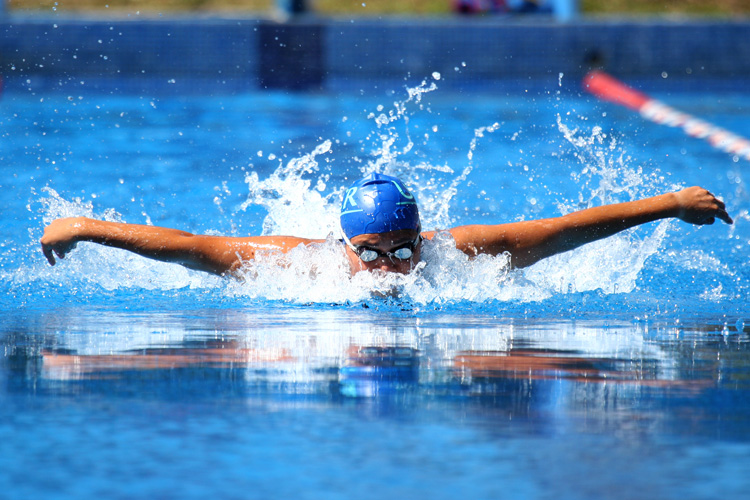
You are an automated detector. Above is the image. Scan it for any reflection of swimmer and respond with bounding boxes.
[41,173,732,277]
[339,345,419,397]
[454,349,714,390]
[41,341,295,380]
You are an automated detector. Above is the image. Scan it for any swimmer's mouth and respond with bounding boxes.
[371,286,401,299]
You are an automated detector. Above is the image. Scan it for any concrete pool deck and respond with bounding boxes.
[1,14,749,91]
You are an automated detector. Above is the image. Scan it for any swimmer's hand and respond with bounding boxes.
[674,186,733,225]
[41,217,84,266]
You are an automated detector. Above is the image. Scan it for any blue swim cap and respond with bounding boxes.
[340,173,420,238]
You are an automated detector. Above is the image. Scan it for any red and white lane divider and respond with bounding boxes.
[583,70,750,162]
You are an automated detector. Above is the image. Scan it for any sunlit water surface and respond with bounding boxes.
[1,76,749,499]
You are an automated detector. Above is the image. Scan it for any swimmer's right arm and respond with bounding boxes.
[40,217,321,276]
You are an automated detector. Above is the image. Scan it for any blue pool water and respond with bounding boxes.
[1,74,750,499]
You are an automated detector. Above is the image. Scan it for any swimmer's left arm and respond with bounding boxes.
[445,186,732,268]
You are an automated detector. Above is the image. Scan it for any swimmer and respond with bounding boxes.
[41,173,733,276]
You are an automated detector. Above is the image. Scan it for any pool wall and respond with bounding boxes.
[1,16,749,91]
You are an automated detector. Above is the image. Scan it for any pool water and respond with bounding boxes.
[1,75,749,499]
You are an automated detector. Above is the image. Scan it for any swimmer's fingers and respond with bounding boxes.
[710,195,733,224]
[57,241,78,259]
[42,243,56,266]
[716,206,733,225]
[41,241,77,266]
[40,217,83,266]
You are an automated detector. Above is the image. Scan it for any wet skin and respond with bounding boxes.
[345,229,422,275]
[40,187,732,277]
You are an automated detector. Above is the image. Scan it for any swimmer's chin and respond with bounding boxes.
[364,265,424,298]
[370,286,402,299]
[368,271,400,298]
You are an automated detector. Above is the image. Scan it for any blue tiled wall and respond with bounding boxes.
[0,19,259,78]
[1,17,748,90]
[324,20,750,82]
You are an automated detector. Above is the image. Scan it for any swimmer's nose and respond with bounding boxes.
[377,260,409,274]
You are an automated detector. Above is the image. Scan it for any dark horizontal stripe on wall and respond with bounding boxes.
[0,18,748,91]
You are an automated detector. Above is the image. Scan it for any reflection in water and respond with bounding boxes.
[41,340,295,380]
[5,308,747,426]
[29,320,720,407]
[340,346,420,397]
[453,349,713,389]
[37,342,716,392]
[4,311,750,500]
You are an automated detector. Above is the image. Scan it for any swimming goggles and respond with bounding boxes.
[342,232,422,263]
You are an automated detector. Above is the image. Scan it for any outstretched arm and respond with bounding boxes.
[40,217,322,276]
[441,186,732,268]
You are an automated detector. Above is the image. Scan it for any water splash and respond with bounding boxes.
[525,220,671,297]
[17,83,691,308]
[364,78,438,175]
[239,140,340,238]
[556,115,675,209]
[546,116,679,296]
[225,231,512,306]
[28,188,220,294]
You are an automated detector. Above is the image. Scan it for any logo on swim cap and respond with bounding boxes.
[340,173,420,238]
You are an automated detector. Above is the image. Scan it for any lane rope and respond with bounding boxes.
[583,70,750,162]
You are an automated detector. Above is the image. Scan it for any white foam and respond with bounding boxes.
[22,85,682,306]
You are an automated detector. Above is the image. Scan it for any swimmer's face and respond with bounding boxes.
[345,229,422,275]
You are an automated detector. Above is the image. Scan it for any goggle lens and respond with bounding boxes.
[358,249,380,262]
[393,247,414,260]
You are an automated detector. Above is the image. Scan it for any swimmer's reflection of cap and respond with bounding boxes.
[340,173,420,238]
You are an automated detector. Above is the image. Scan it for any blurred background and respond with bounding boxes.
[5,0,750,17]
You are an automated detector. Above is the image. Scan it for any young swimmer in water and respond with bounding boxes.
[41,173,732,276]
